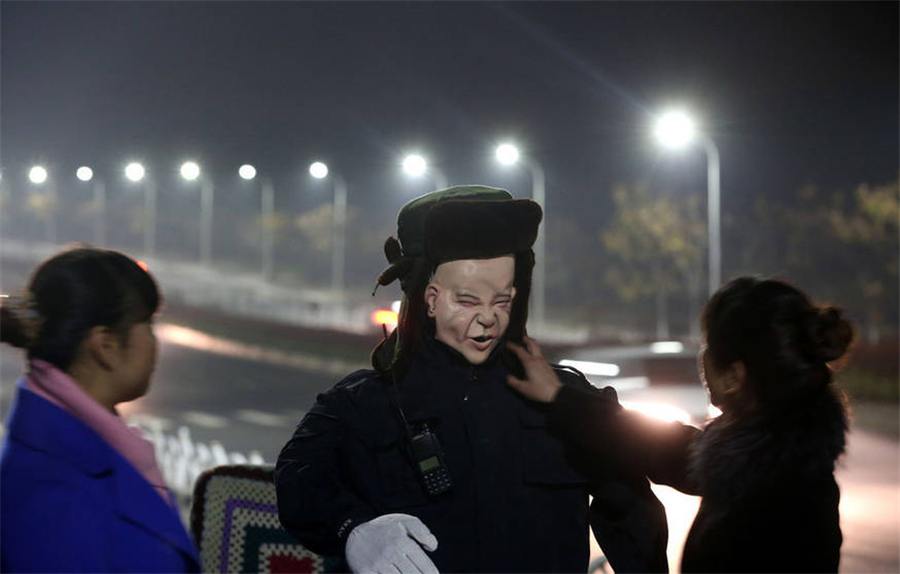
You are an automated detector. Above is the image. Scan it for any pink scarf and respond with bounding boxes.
[24,359,172,505]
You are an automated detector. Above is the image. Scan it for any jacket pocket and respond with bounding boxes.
[519,407,588,486]
[374,442,429,509]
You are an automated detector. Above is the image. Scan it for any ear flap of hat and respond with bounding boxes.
[499,250,534,378]
[371,256,432,380]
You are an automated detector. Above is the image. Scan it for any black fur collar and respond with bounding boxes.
[689,386,848,504]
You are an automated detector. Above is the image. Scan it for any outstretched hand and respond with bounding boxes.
[506,337,564,403]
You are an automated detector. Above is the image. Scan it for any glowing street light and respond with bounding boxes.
[125,162,145,182]
[402,154,426,177]
[29,166,48,185]
[180,161,201,181]
[309,160,348,299]
[653,109,721,296]
[309,161,329,179]
[124,162,155,256]
[76,166,94,182]
[239,164,257,180]
[401,153,448,189]
[27,165,55,243]
[239,164,275,280]
[76,166,106,245]
[180,161,214,265]
[494,142,547,327]
[654,111,695,150]
[495,143,520,166]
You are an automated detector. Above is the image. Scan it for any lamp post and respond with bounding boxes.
[125,162,155,257]
[28,165,55,244]
[402,154,448,189]
[240,164,275,280]
[77,166,106,245]
[181,161,214,266]
[654,110,721,296]
[310,161,347,297]
[495,143,547,327]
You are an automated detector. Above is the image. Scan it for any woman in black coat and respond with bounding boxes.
[507,277,852,573]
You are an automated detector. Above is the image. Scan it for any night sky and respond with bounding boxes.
[1,1,897,272]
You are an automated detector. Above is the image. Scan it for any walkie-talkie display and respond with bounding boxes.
[410,424,453,496]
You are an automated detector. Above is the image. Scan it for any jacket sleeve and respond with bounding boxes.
[274,387,379,556]
[548,381,701,493]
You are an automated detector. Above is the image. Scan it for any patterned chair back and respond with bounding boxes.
[190,465,326,573]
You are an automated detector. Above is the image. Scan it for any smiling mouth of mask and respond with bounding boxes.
[471,335,492,343]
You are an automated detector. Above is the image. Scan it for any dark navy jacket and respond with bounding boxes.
[276,336,668,573]
[0,384,200,573]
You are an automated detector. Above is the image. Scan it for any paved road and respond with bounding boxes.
[1,323,897,573]
[1,330,331,464]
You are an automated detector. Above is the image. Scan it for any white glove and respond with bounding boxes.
[345,513,440,574]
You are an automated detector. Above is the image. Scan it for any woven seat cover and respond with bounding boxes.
[191,465,328,573]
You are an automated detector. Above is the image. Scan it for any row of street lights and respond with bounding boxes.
[12,110,720,318]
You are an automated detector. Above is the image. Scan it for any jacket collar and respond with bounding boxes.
[416,327,507,375]
[6,383,200,564]
[392,332,511,424]
[688,386,848,502]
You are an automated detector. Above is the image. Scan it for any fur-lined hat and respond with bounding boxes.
[372,185,542,379]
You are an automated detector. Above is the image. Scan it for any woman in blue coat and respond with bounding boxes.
[1,246,199,573]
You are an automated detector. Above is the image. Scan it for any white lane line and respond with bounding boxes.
[181,410,230,429]
[234,409,291,428]
[125,413,176,431]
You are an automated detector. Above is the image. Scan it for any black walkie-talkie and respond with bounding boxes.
[410,424,453,496]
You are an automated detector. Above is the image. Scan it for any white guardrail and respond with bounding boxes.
[128,418,266,517]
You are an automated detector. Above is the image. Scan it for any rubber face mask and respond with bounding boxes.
[425,256,516,365]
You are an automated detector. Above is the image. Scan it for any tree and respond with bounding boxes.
[601,182,706,338]
[824,180,899,342]
[731,179,898,343]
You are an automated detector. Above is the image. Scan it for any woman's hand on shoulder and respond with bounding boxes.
[506,337,563,403]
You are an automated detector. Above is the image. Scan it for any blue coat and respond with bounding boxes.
[0,384,200,573]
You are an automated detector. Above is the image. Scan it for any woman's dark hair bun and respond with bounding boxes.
[0,294,42,350]
[809,306,854,363]
[3,246,160,370]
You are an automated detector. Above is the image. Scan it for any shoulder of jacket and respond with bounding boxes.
[551,364,620,403]
[332,368,385,391]
[314,369,392,412]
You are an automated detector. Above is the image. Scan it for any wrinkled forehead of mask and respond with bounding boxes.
[431,257,516,293]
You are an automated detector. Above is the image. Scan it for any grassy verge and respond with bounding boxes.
[846,399,899,440]
[837,367,899,439]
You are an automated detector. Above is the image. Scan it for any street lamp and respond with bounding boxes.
[494,143,547,327]
[654,110,721,297]
[76,166,106,245]
[239,164,275,280]
[28,165,56,244]
[29,166,48,184]
[309,161,348,298]
[125,161,155,257]
[402,153,448,189]
[180,161,214,266]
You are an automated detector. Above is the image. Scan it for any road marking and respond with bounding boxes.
[156,323,367,376]
[125,413,176,431]
[234,409,291,427]
[181,410,230,429]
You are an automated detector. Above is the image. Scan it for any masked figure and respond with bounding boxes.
[275,185,668,573]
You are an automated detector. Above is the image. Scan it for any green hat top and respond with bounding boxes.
[376,185,542,290]
[397,185,515,259]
